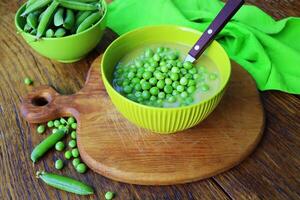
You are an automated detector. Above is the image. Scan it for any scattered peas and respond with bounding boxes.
[67,117,76,124]
[71,131,76,139]
[71,148,79,158]
[71,123,77,129]
[55,159,64,170]
[47,121,54,128]
[52,128,58,134]
[37,125,46,134]
[65,150,72,159]
[105,191,115,200]
[72,158,81,168]
[55,141,65,151]
[54,120,60,127]
[76,163,87,173]
[24,77,33,85]
[68,140,77,148]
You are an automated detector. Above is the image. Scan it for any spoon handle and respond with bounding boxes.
[187,0,244,61]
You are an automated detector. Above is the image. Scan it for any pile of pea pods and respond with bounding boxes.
[21,0,105,38]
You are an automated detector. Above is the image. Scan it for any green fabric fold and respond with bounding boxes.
[107,0,300,94]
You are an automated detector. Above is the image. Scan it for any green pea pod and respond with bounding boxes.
[21,0,52,16]
[74,10,92,30]
[38,11,45,22]
[26,0,38,8]
[36,1,59,38]
[45,29,54,37]
[36,171,94,195]
[53,7,64,27]
[76,12,101,33]
[54,27,66,37]
[31,128,66,162]
[26,13,38,29]
[63,9,75,30]
[56,0,99,11]
[68,0,99,2]
[23,24,32,32]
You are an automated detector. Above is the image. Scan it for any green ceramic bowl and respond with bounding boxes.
[101,25,231,134]
[15,2,107,63]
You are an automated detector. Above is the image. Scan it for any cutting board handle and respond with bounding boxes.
[20,85,77,124]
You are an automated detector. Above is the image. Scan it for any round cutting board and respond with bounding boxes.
[20,55,264,185]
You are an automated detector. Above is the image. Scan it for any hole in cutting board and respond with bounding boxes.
[31,96,49,106]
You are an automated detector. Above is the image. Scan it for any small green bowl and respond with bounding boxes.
[15,2,107,63]
[101,25,231,134]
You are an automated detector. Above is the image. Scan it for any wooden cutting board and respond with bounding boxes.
[20,55,264,185]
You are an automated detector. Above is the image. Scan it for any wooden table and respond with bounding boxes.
[0,0,299,199]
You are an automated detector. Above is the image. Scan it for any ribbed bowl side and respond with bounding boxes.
[106,81,227,134]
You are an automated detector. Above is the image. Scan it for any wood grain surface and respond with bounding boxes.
[0,0,299,199]
[19,56,264,185]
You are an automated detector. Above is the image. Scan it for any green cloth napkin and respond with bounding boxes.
[106,0,300,94]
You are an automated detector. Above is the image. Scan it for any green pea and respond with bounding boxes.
[37,125,46,134]
[164,85,173,94]
[170,73,179,81]
[54,119,60,128]
[188,80,196,86]
[156,47,164,53]
[133,83,141,91]
[172,90,179,96]
[145,49,154,58]
[68,117,76,124]
[142,91,151,100]
[168,96,176,103]
[147,77,157,86]
[135,91,142,98]
[200,84,210,92]
[153,53,161,61]
[58,125,65,130]
[185,96,194,105]
[142,71,152,80]
[47,121,54,128]
[156,80,165,89]
[52,128,58,134]
[149,62,158,69]
[160,66,168,73]
[171,67,180,73]
[72,158,81,168]
[55,141,65,151]
[24,77,33,85]
[76,163,87,174]
[45,29,54,37]
[189,68,197,74]
[183,61,193,70]
[209,73,218,80]
[158,92,165,99]
[72,148,79,158]
[55,159,64,170]
[122,79,130,87]
[54,28,67,37]
[135,60,144,67]
[179,77,188,86]
[187,86,196,94]
[105,191,115,200]
[172,81,179,89]
[167,53,178,60]
[36,171,94,195]
[65,150,72,159]
[177,61,183,68]
[69,140,77,148]
[181,91,188,98]
[185,73,193,79]
[123,85,133,94]
[159,61,166,66]
[176,85,185,92]
[63,9,75,30]
[141,82,151,90]
[150,96,157,101]
[181,68,187,75]
[71,131,77,139]
[165,78,172,85]
[71,123,77,129]
[150,87,159,96]
[154,71,164,80]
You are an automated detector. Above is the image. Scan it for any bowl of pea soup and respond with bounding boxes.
[101,25,231,134]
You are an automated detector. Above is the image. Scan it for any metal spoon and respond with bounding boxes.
[184,0,245,63]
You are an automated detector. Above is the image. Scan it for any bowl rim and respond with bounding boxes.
[15,0,107,40]
[101,25,231,111]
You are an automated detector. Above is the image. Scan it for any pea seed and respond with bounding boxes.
[24,77,33,85]
[76,163,87,173]
[71,131,76,139]
[55,141,65,151]
[52,128,58,134]
[176,85,185,92]
[47,121,53,128]
[183,61,193,69]
[72,158,81,168]
[150,87,159,96]
[170,73,179,81]
[187,86,196,94]
[200,84,210,92]
[71,148,79,158]
[153,54,160,61]
[105,191,115,200]
[65,150,72,159]
[71,123,77,129]
[145,49,154,58]
[67,117,75,124]
[142,91,151,100]
[54,120,60,127]
[158,92,166,99]
[181,91,188,98]
[141,82,151,90]
[69,140,77,148]
[123,85,133,94]
[156,80,165,89]
[37,125,46,134]
[164,85,173,94]
[55,159,64,170]
[168,96,176,103]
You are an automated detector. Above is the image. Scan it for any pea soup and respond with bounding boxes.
[112,44,220,108]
